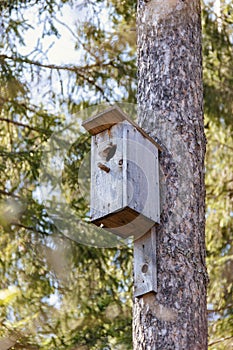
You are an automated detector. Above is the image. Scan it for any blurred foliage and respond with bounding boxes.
[0,0,135,349]
[203,0,233,128]
[202,1,233,349]
[205,116,233,350]
[0,0,232,349]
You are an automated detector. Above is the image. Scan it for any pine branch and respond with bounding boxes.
[209,335,233,346]
[0,117,51,135]
[12,222,80,246]
[1,54,112,101]
[1,54,112,73]
[0,190,21,198]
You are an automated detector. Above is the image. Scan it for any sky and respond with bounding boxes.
[19,0,112,65]
[14,0,124,113]
[19,2,83,64]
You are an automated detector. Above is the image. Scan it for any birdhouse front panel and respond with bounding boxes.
[90,122,125,221]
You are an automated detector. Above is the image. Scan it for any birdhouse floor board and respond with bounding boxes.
[92,206,155,239]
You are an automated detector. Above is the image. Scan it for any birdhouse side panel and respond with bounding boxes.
[125,125,160,224]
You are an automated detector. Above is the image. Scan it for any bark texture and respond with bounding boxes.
[133,1,208,349]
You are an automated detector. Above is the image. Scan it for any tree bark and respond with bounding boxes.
[133,1,208,349]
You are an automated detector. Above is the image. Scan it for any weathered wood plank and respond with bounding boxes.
[92,207,155,239]
[90,123,124,220]
[134,226,157,297]
[83,106,126,135]
[125,123,160,224]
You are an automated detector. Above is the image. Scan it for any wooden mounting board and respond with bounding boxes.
[134,226,157,297]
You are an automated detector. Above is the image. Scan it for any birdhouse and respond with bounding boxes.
[82,106,160,239]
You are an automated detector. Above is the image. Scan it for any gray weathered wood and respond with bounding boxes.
[90,121,124,221]
[125,123,160,224]
[134,227,157,297]
[89,120,160,238]
[82,105,127,135]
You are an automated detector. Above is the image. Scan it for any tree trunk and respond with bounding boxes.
[133,1,208,349]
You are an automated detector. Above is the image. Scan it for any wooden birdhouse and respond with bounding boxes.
[82,105,160,239]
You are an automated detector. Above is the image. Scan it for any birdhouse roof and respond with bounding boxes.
[82,105,162,150]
